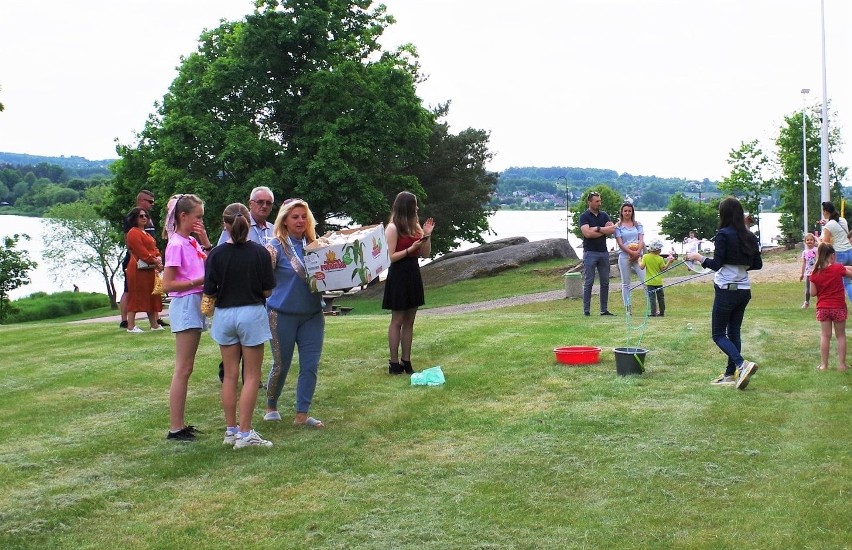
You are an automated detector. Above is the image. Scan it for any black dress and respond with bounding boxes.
[382,234,425,310]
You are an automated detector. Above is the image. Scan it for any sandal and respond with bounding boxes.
[817,365,828,371]
[294,416,324,428]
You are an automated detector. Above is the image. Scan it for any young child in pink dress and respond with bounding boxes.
[799,233,817,308]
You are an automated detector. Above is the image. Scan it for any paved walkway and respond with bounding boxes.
[72,261,798,322]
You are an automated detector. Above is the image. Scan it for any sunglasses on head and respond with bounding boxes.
[282,198,305,206]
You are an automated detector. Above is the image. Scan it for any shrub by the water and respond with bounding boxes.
[4,291,110,323]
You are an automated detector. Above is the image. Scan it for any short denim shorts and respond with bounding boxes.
[210,304,272,346]
[169,293,206,333]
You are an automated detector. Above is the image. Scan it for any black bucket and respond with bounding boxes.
[613,347,647,376]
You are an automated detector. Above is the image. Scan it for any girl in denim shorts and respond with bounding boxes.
[162,194,208,441]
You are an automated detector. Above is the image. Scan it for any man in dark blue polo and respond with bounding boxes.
[579,191,616,316]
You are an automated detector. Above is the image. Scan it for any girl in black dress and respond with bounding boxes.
[382,191,435,374]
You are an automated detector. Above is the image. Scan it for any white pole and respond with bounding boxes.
[819,0,830,203]
[802,89,809,235]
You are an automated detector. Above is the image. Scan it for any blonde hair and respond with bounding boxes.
[273,198,317,242]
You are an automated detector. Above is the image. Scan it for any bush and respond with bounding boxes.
[4,291,110,323]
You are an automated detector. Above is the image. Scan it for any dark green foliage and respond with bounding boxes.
[4,291,110,323]
[773,104,847,245]
[104,1,495,257]
[659,193,721,242]
[0,234,38,323]
[568,185,623,239]
[497,166,718,210]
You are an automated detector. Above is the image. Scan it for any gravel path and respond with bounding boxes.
[72,260,799,322]
[420,259,799,316]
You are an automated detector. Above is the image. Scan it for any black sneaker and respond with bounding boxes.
[119,320,128,329]
[166,427,196,441]
[600,311,615,316]
[583,311,590,316]
[158,319,169,327]
[183,425,202,435]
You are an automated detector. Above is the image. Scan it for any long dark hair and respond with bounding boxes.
[822,201,840,222]
[717,197,756,255]
[127,207,148,226]
[389,191,423,238]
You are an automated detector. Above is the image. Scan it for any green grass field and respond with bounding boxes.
[1,254,848,548]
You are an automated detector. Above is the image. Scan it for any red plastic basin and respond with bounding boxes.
[553,346,602,365]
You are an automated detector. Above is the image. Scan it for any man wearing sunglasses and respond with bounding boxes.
[119,190,167,329]
[216,186,275,247]
[579,191,617,316]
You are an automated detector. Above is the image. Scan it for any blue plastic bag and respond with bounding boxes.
[410,366,445,386]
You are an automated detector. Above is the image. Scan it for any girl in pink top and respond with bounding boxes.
[162,194,209,441]
[809,242,852,372]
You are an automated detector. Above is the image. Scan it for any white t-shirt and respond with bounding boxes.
[823,218,852,252]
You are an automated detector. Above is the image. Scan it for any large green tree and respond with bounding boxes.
[45,187,125,308]
[718,139,772,233]
[406,104,498,252]
[0,234,37,322]
[569,185,622,239]
[774,104,847,243]
[659,193,720,243]
[105,0,495,255]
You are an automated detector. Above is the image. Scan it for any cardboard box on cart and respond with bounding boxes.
[304,224,389,292]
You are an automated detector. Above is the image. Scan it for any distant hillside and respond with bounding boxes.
[494,166,721,210]
[0,152,115,170]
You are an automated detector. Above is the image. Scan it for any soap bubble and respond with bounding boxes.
[686,323,693,331]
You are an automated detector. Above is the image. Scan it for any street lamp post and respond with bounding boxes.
[557,176,569,240]
[802,88,810,235]
[819,0,830,203]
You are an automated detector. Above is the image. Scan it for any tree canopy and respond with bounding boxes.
[0,233,37,322]
[105,0,496,255]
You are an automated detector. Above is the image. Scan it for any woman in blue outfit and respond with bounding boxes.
[263,198,325,428]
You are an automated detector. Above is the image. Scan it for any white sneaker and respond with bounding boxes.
[150,326,165,331]
[223,431,240,445]
[233,430,273,449]
[126,327,144,333]
[736,360,758,390]
[263,411,282,421]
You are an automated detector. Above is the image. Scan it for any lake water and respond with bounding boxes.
[0,210,782,300]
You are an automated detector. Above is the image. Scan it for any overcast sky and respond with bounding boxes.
[1,0,849,182]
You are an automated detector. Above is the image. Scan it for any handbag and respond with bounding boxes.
[137,258,155,270]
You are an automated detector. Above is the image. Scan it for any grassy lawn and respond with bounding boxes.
[1,253,848,548]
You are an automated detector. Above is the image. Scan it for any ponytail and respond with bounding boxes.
[223,203,250,244]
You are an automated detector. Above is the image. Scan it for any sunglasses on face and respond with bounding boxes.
[138,214,149,219]
[252,199,273,207]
